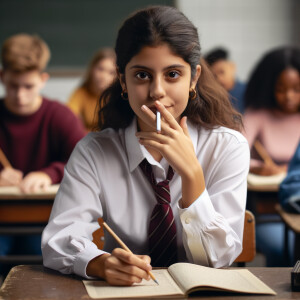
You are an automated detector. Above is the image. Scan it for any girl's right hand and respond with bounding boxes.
[86,248,152,286]
[0,167,23,186]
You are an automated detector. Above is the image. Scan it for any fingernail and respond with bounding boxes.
[147,264,152,271]
[141,105,148,111]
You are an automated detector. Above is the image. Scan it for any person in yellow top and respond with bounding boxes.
[67,48,116,131]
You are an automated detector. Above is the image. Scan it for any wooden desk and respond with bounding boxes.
[0,265,299,299]
[276,204,300,263]
[0,185,58,264]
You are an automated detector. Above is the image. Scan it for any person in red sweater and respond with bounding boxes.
[0,34,85,277]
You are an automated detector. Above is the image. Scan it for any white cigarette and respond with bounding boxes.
[156,111,161,133]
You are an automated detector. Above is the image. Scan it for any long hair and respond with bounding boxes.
[245,47,300,110]
[82,48,116,95]
[98,6,242,131]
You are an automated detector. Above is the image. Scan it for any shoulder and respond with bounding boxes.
[42,98,78,117]
[76,128,125,156]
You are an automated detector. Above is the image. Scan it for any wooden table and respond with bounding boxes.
[0,265,299,300]
[0,185,58,264]
[276,204,300,263]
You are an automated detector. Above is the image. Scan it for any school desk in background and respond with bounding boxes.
[0,184,59,265]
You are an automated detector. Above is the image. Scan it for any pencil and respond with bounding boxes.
[0,147,12,168]
[156,111,161,133]
[102,221,159,285]
[253,140,275,166]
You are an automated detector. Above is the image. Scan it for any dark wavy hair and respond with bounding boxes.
[97,6,242,131]
[245,47,300,110]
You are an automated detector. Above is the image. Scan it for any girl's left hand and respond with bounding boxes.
[136,101,205,207]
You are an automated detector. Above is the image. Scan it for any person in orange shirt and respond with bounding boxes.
[67,48,116,131]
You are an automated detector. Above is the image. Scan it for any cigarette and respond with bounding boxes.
[156,111,161,133]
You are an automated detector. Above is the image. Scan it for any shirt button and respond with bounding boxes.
[185,218,190,224]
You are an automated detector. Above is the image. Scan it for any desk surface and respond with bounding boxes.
[0,265,299,300]
[276,204,300,234]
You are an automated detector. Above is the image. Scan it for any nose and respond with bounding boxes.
[149,77,166,101]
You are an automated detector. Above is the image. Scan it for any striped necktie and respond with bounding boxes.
[140,159,178,267]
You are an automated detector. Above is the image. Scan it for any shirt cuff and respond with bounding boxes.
[73,246,108,279]
[178,188,217,227]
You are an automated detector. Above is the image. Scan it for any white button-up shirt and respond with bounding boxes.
[42,118,250,278]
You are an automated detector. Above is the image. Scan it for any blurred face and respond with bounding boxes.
[92,58,116,93]
[0,70,48,115]
[120,44,200,132]
[210,60,236,91]
[274,68,300,114]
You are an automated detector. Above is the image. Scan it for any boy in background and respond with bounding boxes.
[0,34,85,277]
[204,47,245,113]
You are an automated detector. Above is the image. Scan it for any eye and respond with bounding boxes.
[167,70,180,79]
[135,71,150,80]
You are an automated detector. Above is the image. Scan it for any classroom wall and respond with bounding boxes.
[0,0,299,102]
[176,0,300,81]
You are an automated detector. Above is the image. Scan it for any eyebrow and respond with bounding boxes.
[129,64,185,71]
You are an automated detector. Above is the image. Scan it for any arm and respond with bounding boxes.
[42,139,151,285]
[136,101,250,267]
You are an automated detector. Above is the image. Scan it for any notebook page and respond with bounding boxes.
[83,269,183,299]
[168,263,276,295]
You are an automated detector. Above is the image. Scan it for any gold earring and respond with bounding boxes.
[121,91,128,100]
[189,88,197,100]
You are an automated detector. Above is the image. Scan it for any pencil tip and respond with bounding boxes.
[154,279,159,285]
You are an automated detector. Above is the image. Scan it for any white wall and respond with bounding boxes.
[176,0,300,81]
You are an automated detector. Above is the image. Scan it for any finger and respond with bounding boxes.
[105,267,143,285]
[112,249,152,278]
[180,116,190,137]
[155,101,182,131]
[136,131,170,144]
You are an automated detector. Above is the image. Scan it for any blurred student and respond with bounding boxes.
[243,47,300,267]
[204,47,245,113]
[0,33,86,276]
[243,47,300,176]
[67,48,116,131]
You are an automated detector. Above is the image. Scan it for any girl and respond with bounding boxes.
[67,48,116,131]
[243,47,300,267]
[243,47,300,176]
[42,6,249,286]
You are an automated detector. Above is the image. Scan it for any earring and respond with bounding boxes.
[121,91,128,100]
[189,88,197,100]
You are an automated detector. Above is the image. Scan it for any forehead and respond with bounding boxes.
[276,68,300,85]
[3,70,42,84]
[125,44,190,70]
[211,60,232,72]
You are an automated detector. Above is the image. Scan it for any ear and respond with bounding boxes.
[39,72,50,89]
[191,65,201,89]
[230,62,236,73]
[117,68,127,91]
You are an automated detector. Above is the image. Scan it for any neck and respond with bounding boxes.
[146,147,163,162]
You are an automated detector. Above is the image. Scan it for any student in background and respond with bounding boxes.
[243,47,300,267]
[204,47,245,113]
[0,33,86,276]
[67,48,116,131]
[42,6,249,285]
[243,47,300,176]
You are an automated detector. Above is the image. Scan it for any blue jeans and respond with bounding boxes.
[256,222,295,267]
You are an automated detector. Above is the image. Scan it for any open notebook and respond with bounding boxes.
[83,263,276,299]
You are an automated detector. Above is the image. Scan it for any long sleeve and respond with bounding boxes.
[177,131,250,268]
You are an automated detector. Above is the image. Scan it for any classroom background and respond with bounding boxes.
[0,0,299,102]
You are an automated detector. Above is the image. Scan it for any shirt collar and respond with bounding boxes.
[125,116,199,172]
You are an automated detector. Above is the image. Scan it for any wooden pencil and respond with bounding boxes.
[254,140,275,166]
[102,221,159,285]
[0,147,12,168]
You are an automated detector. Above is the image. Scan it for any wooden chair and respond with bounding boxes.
[234,210,256,266]
[93,210,256,267]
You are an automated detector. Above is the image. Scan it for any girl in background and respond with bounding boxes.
[67,48,116,131]
[243,47,300,267]
[243,47,300,176]
[42,6,249,285]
